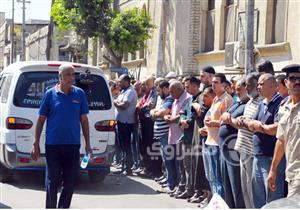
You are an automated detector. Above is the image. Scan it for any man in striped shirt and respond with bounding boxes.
[150,80,174,191]
[231,72,263,208]
[242,74,284,208]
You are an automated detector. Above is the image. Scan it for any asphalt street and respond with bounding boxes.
[0,168,198,209]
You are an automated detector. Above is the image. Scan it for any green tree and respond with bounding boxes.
[51,0,155,67]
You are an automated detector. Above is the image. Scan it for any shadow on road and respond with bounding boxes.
[5,170,157,196]
[0,203,11,209]
[75,172,157,196]
[8,170,46,191]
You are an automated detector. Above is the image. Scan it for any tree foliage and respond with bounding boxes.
[51,0,155,67]
[50,0,75,31]
[109,8,155,54]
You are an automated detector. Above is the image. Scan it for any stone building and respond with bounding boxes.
[0,17,48,70]
[25,25,78,62]
[112,0,300,79]
[194,0,300,75]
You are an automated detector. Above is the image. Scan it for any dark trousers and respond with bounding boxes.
[176,142,186,190]
[45,145,80,209]
[194,137,210,194]
[113,124,123,164]
[220,138,245,208]
[151,137,163,177]
[117,121,134,172]
[163,144,181,190]
[182,143,195,193]
[131,123,141,168]
[140,118,154,173]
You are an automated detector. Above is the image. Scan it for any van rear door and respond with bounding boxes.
[13,70,113,155]
[12,71,59,154]
[75,71,113,155]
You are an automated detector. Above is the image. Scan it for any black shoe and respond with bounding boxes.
[190,195,206,203]
[175,190,194,199]
[154,175,165,182]
[138,169,153,178]
[170,188,183,197]
[187,192,201,202]
[134,167,143,173]
[161,183,168,188]
[131,165,140,171]
[158,178,167,184]
[167,187,176,195]
[197,197,209,208]
[137,169,148,175]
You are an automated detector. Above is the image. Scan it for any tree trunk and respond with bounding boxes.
[46,0,54,60]
[111,55,122,68]
[102,37,123,68]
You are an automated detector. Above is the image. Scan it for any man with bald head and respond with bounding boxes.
[31,64,91,208]
[164,81,191,196]
[242,73,285,208]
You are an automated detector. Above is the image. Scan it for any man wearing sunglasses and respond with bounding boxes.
[268,64,300,197]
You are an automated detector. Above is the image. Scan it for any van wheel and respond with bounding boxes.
[88,171,106,183]
[0,164,14,183]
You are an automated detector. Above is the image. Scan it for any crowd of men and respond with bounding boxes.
[110,60,300,208]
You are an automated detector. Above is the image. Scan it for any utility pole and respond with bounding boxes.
[17,0,30,61]
[10,0,15,64]
[245,0,254,76]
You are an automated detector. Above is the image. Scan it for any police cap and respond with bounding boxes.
[282,64,300,75]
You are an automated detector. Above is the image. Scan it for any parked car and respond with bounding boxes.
[0,61,116,183]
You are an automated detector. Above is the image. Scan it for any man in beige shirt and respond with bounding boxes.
[268,64,300,197]
[204,73,233,198]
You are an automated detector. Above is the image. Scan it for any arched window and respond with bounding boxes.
[271,0,286,43]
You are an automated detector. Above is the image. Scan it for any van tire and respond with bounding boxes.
[88,171,106,183]
[0,164,14,183]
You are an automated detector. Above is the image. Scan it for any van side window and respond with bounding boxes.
[0,75,13,104]
[13,72,58,108]
[13,71,112,110]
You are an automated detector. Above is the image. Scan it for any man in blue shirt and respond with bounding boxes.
[242,73,285,208]
[31,64,91,208]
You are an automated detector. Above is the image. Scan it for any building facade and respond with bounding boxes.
[25,25,78,62]
[194,0,300,75]
[0,17,48,70]
[97,0,299,79]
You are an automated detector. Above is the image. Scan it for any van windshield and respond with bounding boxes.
[13,71,112,110]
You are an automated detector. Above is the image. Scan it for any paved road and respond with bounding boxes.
[0,169,198,209]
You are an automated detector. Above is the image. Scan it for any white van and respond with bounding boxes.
[0,61,116,183]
